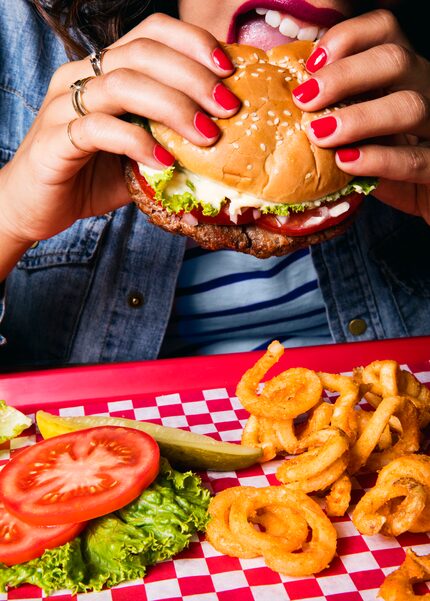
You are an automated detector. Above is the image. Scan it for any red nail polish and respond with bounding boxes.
[310,115,337,139]
[306,47,327,73]
[212,47,234,71]
[213,83,241,110]
[337,148,361,162]
[292,78,320,103]
[153,144,175,167]
[194,112,220,139]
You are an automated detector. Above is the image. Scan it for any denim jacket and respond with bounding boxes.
[1,0,429,369]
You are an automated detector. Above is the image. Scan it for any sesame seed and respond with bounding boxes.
[183,139,189,144]
[277,69,284,73]
[210,147,216,153]
[287,129,294,136]
[242,113,249,119]
[267,120,274,126]
[235,121,244,126]
[260,97,268,102]
[168,142,174,148]
[284,76,292,82]
[251,72,259,78]
[281,121,289,127]
[232,142,239,149]
[260,143,266,151]
[259,58,265,63]
[246,129,252,136]
[251,124,258,130]
[247,164,253,170]
[274,117,280,125]
[267,110,275,117]
[283,110,292,116]
[237,56,244,63]
[274,168,280,174]
[295,122,301,130]
[244,100,251,107]
[276,140,283,146]
[251,115,260,121]
[267,76,272,81]
[305,172,312,179]
[257,68,265,73]
[298,58,305,64]
[253,53,259,61]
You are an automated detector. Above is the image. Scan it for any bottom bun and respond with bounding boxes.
[124,160,355,259]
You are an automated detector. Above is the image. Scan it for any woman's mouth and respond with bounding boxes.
[227,1,344,51]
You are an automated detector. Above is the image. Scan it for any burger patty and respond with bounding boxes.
[124,160,355,259]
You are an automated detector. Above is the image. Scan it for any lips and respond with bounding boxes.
[228,0,344,50]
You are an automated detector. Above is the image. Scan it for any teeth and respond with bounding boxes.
[265,10,282,28]
[256,8,321,42]
[279,16,299,38]
[297,25,319,41]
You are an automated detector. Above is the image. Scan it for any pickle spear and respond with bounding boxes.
[36,410,261,471]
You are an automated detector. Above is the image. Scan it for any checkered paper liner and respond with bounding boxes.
[1,362,430,601]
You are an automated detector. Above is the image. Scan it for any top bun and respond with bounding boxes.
[150,41,353,205]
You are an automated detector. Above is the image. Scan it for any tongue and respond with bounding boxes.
[236,15,295,51]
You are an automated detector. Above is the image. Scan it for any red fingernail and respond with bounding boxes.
[212,47,234,71]
[310,115,337,138]
[292,78,320,103]
[153,144,175,167]
[306,47,327,73]
[213,83,241,111]
[337,148,361,162]
[194,112,220,139]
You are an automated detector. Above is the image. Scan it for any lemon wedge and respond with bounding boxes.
[36,410,261,471]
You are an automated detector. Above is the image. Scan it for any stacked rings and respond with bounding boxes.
[70,76,94,117]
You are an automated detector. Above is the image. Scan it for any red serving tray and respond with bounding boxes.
[1,336,430,601]
[1,335,429,411]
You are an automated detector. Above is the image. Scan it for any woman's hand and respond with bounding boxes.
[0,13,240,249]
[292,9,430,225]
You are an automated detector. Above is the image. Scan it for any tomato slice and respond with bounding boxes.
[255,193,363,237]
[0,500,85,565]
[0,426,160,526]
[132,160,156,200]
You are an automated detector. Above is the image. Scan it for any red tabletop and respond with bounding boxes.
[1,335,429,411]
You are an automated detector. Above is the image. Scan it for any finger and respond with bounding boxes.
[33,114,175,183]
[293,44,426,111]
[306,9,411,73]
[53,13,235,91]
[100,38,240,118]
[46,70,222,146]
[306,90,430,147]
[334,143,430,185]
[108,13,235,76]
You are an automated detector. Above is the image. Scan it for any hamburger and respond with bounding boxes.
[125,40,377,259]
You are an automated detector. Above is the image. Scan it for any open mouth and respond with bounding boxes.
[227,0,344,51]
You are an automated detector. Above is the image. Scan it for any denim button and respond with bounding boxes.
[348,318,367,336]
[127,292,144,308]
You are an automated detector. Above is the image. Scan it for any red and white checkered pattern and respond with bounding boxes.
[1,362,430,601]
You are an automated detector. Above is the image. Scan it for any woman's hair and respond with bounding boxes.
[33,1,178,59]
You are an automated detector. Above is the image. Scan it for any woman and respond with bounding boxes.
[0,0,429,368]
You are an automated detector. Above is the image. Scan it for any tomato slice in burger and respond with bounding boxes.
[0,426,160,526]
[0,500,85,566]
[255,192,363,237]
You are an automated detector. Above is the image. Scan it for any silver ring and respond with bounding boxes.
[67,119,90,153]
[70,76,94,117]
[89,49,108,77]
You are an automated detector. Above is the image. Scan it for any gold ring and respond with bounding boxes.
[67,119,90,153]
[89,48,109,77]
[70,76,94,117]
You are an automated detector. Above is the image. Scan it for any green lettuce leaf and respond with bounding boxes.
[0,459,210,594]
[0,400,32,444]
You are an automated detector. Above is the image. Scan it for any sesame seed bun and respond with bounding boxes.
[150,41,353,204]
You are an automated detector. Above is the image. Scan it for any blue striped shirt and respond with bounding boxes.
[160,246,333,357]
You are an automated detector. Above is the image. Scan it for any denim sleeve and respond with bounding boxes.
[0,281,6,346]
